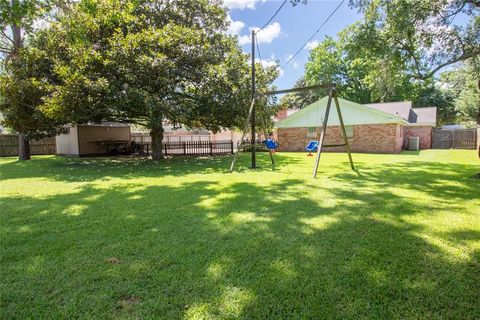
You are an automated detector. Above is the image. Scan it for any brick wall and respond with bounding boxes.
[277,124,403,154]
[404,126,432,149]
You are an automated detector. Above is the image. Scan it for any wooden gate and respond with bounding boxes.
[432,129,477,149]
[0,134,56,157]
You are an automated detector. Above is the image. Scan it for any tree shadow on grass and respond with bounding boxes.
[1,173,479,318]
[0,153,304,183]
[331,160,479,201]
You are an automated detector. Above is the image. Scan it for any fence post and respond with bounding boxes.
[209,141,213,156]
[183,142,186,155]
[452,129,455,149]
[164,143,167,156]
[230,140,234,154]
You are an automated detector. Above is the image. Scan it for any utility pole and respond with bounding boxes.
[251,30,256,168]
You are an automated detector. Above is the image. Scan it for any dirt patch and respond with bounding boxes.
[106,256,122,264]
[117,295,140,310]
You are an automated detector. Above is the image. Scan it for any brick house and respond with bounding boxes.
[365,101,437,150]
[275,96,436,154]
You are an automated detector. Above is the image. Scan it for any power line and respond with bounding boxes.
[256,38,263,64]
[257,0,288,33]
[281,0,345,70]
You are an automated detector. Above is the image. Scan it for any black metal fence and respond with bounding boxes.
[139,140,234,156]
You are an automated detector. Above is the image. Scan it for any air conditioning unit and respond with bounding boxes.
[408,137,420,151]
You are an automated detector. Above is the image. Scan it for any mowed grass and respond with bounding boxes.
[0,150,479,319]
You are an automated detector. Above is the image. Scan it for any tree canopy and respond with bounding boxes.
[2,0,279,159]
[347,0,480,80]
[0,43,67,140]
[289,0,480,124]
[439,58,480,124]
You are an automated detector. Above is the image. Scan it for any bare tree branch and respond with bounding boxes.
[414,48,480,79]
[0,47,12,54]
[0,30,14,44]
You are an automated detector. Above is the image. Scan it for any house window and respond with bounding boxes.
[307,127,317,138]
[341,125,354,138]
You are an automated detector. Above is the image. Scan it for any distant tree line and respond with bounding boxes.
[281,0,480,126]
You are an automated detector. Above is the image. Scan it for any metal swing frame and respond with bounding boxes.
[229,31,354,177]
[229,82,355,178]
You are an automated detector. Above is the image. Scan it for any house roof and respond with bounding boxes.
[364,101,412,120]
[365,101,437,125]
[411,107,437,125]
[275,96,408,129]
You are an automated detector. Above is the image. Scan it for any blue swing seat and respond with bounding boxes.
[264,139,278,150]
[306,140,319,152]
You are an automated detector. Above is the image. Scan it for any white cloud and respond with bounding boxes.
[226,15,245,35]
[224,0,264,10]
[258,59,284,77]
[283,54,299,69]
[238,34,251,46]
[258,59,277,68]
[253,22,281,44]
[238,22,282,45]
[227,20,245,35]
[306,40,320,50]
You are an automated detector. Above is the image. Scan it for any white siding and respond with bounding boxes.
[56,126,79,155]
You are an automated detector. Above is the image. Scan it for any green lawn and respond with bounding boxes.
[1,150,479,319]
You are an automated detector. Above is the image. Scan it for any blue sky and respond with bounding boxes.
[226,0,472,90]
[226,0,363,89]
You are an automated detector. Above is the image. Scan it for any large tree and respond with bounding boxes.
[347,0,480,80]
[303,0,479,124]
[30,0,274,159]
[439,58,480,124]
[305,24,432,103]
[0,44,67,142]
[0,0,66,159]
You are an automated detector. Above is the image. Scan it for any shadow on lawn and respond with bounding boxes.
[332,160,479,201]
[1,165,479,318]
[0,153,303,182]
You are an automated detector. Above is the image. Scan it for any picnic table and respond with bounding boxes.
[91,139,131,155]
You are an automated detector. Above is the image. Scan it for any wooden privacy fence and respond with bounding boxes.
[432,128,478,149]
[0,134,56,157]
[139,140,234,156]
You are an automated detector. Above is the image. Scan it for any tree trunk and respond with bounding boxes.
[150,124,164,160]
[18,134,31,160]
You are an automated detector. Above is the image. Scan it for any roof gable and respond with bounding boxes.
[364,101,437,125]
[364,101,412,120]
[411,107,437,125]
[275,96,407,128]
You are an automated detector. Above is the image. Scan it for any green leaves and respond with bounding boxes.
[439,59,480,124]
[348,0,480,79]
[300,0,479,124]
[2,0,282,152]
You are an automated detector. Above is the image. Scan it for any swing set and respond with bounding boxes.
[229,30,355,178]
[230,83,355,178]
